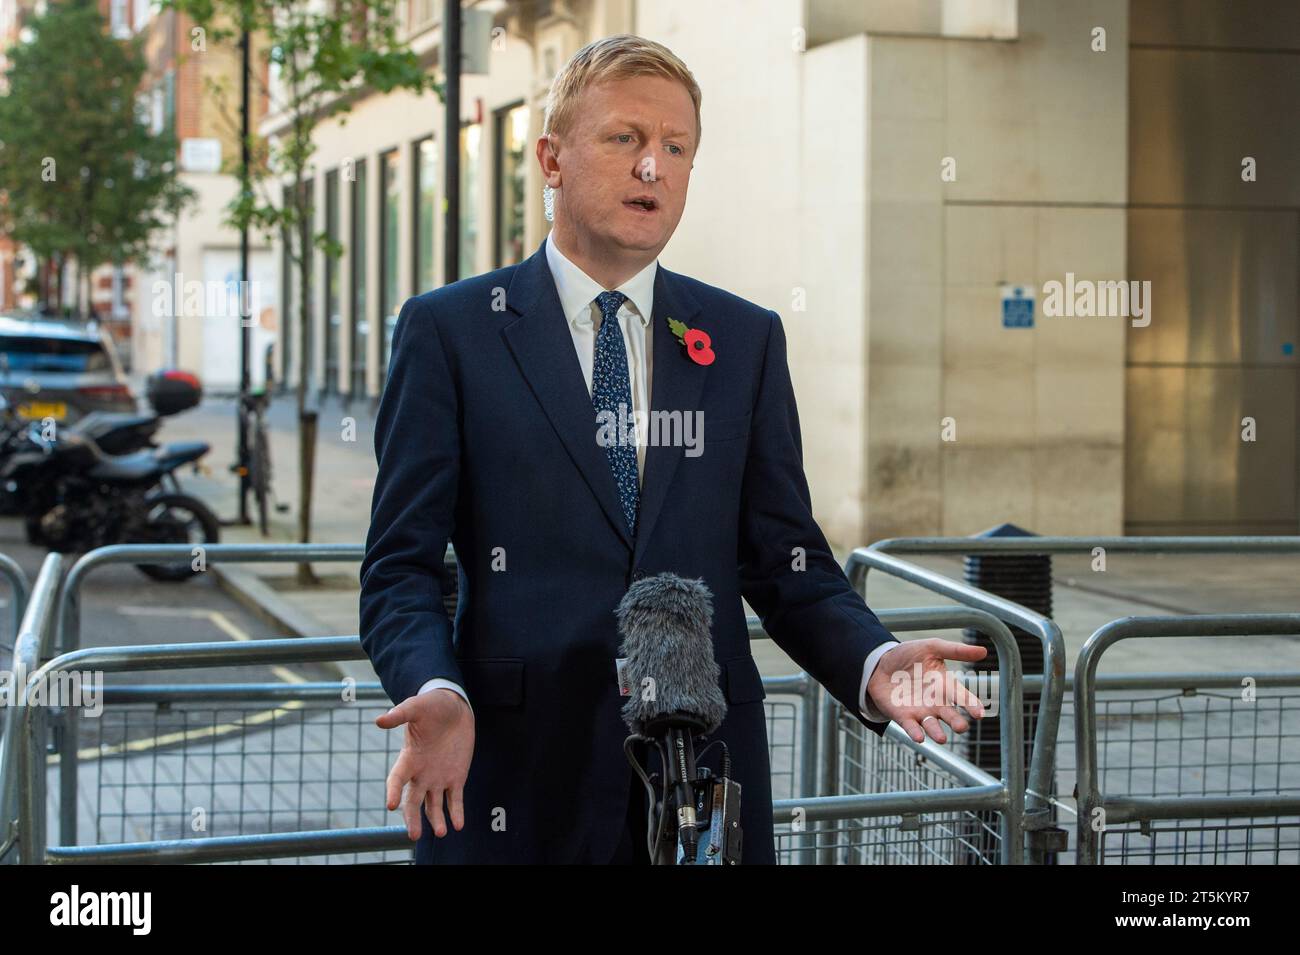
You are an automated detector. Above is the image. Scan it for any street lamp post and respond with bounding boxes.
[236,17,251,524]
[443,0,460,286]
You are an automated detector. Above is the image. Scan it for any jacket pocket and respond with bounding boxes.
[458,658,525,707]
[703,412,752,443]
[722,655,767,704]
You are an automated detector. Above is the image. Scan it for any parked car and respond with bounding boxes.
[0,313,135,425]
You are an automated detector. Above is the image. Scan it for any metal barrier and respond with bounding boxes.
[51,543,366,846]
[0,552,30,652]
[56,671,811,864]
[0,547,35,856]
[0,552,64,863]
[44,536,815,858]
[789,605,1024,865]
[845,547,1065,863]
[10,593,1025,864]
[1074,614,1300,865]
[850,535,1300,862]
[990,670,1300,864]
[56,542,369,656]
[11,535,1297,865]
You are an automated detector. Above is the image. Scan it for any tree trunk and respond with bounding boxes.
[297,408,318,583]
[295,175,319,585]
[40,255,52,311]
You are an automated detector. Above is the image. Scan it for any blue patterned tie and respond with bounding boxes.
[592,290,639,537]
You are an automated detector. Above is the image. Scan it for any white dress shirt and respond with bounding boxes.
[418,232,898,723]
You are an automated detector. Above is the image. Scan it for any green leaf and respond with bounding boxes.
[667,317,689,340]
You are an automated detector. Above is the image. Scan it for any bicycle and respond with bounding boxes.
[234,388,277,535]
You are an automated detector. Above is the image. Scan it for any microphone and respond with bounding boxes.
[616,573,736,864]
[616,573,726,736]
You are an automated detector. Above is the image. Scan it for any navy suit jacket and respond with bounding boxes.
[359,236,896,864]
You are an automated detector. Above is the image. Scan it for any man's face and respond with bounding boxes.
[543,74,696,259]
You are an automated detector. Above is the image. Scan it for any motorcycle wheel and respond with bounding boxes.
[134,492,222,583]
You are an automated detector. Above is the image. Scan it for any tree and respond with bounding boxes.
[0,0,196,315]
[164,0,439,582]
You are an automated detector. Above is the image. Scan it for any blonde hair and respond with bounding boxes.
[542,34,702,155]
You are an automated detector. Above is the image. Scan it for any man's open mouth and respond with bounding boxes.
[625,197,658,212]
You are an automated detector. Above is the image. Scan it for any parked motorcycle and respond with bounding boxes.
[0,371,221,581]
[64,369,205,456]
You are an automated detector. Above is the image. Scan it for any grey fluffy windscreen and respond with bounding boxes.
[616,573,727,733]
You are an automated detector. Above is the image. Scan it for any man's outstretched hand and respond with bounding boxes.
[376,689,475,840]
[865,639,989,744]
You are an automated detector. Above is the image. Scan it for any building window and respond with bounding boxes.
[110,0,130,38]
[460,122,481,279]
[379,148,401,379]
[133,0,154,33]
[323,168,340,395]
[150,85,163,135]
[413,136,437,294]
[350,158,368,397]
[162,69,174,134]
[494,103,528,267]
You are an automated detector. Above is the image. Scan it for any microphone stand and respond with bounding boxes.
[627,717,743,865]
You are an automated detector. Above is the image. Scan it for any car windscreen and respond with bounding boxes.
[0,335,110,373]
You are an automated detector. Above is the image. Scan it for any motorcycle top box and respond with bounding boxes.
[146,369,202,417]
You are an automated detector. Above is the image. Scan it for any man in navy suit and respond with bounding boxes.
[360,34,986,865]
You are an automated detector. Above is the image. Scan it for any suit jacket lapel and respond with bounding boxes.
[501,239,634,550]
[632,265,706,569]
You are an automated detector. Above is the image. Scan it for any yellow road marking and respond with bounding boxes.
[117,606,306,684]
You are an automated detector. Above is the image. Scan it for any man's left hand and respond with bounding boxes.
[865,639,989,744]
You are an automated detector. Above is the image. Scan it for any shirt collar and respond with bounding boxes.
[544,232,656,329]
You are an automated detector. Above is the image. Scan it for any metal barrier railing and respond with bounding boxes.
[0,552,64,863]
[53,673,810,864]
[56,543,369,656]
[849,535,1300,862]
[794,605,1024,865]
[51,543,367,846]
[0,546,36,857]
[42,542,1029,862]
[985,670,1300,863]
[845,547,1064,862]
[50,670,977,865]
[10,535,1298,865]
[869,535,1300,559]
[1074,613,1300,865]
[0,552,30,653]
[11,593,1025,864]
[44,538,817,858]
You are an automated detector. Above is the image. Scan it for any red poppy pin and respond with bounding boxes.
[666,317,715,366]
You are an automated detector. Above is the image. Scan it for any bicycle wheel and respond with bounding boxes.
[134,493,222,582]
